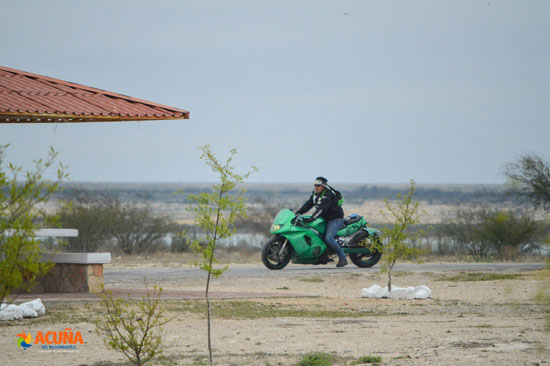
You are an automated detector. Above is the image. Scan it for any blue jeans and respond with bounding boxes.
[325,218,345,260]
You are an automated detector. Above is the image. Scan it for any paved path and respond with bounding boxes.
[104,262,546,284]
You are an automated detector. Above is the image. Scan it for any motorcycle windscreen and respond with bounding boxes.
[272,209,295,226]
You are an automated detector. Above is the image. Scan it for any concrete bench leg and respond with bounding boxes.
[26,253,111,294]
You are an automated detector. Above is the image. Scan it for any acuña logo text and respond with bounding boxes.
[16,328,84,350]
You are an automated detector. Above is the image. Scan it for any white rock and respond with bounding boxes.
[361,285,432,299]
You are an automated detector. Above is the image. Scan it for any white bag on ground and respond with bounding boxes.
[0,304,24,320]
[361,285,432,299]
[19,299,45,317]
[0,299,46,320]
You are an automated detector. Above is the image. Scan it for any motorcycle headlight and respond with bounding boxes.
[271,224,281,231]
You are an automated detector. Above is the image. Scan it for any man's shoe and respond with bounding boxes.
[336,257,348,268]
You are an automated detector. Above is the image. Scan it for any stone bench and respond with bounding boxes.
[33,252,111,293]
[4,229,112,294]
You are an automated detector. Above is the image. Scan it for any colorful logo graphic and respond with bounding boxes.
[35,328,84,345]
[16,332,33,350]
[15,329,84,351]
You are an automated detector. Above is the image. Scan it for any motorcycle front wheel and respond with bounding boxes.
[261,236,292,270]
[348,231,382,268]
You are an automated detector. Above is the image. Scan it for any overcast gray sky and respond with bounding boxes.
[1,0,549,184]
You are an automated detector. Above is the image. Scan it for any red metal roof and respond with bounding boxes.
[0,66,189,123]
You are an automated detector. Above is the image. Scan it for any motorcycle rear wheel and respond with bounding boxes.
[348,231,382,268]
[262,236,292,270]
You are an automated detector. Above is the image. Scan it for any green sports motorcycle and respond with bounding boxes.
[261,209,382,270]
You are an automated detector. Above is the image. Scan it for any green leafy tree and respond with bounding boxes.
[184,145,257,365]
[0,145,68,305]
[94,282,166,366]
[375,179,425,292]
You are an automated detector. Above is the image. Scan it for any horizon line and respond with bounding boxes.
[58,181,507,186]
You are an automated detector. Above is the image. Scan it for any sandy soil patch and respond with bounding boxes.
[1,270,548,365]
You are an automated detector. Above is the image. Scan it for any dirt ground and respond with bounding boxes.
[1,265,549,366]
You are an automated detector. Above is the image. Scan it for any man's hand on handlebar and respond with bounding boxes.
[292,214,303,225]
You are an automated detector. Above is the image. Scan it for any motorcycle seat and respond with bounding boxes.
[343,214,361,227]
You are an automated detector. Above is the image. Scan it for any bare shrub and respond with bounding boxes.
[445,206,542,260]
[94,282,167,366]
[57,191,116,252]
[236,195,291,235]
[505,153,550,211]
[170,234,190,253]
[111,201,173,255]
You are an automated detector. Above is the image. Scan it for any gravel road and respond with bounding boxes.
[104,262,545,285]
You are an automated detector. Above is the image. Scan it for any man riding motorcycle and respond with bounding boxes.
[295,177,348,268]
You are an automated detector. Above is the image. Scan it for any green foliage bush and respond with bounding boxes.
[94,283,166,366]
[478,210,539,259]
[298,352,334,366]
[0,145,67,305]
[355,354,382,364]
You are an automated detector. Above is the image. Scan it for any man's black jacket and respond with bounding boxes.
[296,188,344,221]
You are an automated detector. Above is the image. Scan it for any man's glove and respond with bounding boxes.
[302,216,315,224]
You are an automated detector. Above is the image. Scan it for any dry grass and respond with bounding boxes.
[109,248,261,268]
[3,269,549,365]
[435,272,527,282]
[108,250,546,269]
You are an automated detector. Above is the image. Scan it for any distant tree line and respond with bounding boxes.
[53,191,178,254]
[426,207,548,260]
[338,185,509,204]
[425,153,550,260]
[53,190,251,255]
[50,153,550,261]
[48,183,512,206]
